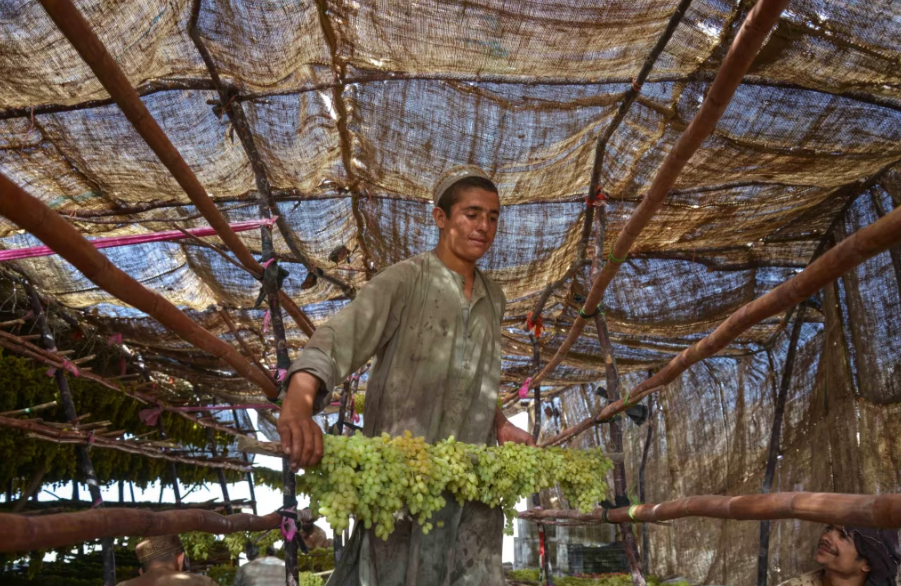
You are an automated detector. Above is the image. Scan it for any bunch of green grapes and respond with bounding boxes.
[299,431,612,540]
[298,572,324,586]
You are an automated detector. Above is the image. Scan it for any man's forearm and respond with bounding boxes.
[286,371,321,417]
[495,405,509,430]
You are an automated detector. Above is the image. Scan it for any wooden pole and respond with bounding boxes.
[283,461,299,586]
[35,0,316,337]
[157,419,182,507]
[541,184,901,447]
[206,427,234,515]
[757,308,805,586]
[530,0,791,389]
[517,0,694,354]
[0,508,280,553]
[0,172,277,397]
[518,492,901,529]
[219,309,272,381]
[638,394,654,573]
[187,2,355,300]
[25,286,116,586]
[594,308,645,586]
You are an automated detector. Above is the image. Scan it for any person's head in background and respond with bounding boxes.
[432,165,500,266]
[300,507,316,533]
[135,535,186,575]
[815,525,900,586]
[265,545,277,557]
[244,539,259,562]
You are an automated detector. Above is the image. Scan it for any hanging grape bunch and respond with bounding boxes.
[297,432,612,540]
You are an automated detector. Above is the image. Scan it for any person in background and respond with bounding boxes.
[117,535,216,586]
[300,507,333,550]
[778,525,900,586]
[233,541,284,586]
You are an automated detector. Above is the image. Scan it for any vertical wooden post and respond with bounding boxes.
[118,480,124,504]
[283,460,299,586]
[757,308,806,586]
[233,408,258,516]
[205,427,233,515]
[530,333,542,442]
[157,419,182,506]
[638,394,654,572]
[590,206,645,586]
[26,286,116,585]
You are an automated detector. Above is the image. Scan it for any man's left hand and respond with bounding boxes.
[497,420,537,447]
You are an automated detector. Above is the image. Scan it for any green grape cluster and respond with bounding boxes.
[298,572,324,586]
[298,431,611,540]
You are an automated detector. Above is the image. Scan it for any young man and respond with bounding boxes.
[277,164,534,585]
[117,535,217,586]
[778,525,900,586]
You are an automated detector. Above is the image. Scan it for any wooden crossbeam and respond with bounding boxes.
[0,507,280,553]
[518,492,901,529]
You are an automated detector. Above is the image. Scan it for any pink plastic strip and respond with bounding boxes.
[0,217,278,262]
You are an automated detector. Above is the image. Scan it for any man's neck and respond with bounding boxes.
[823,568,866,586]
[434,242,476,285]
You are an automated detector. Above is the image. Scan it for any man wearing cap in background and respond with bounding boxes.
[777,525,900,586]
[299,507,333,550]
[277,164,534,586]
[117,535,217,586]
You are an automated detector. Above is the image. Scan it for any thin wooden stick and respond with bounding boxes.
[540,176,901,447]
[518,492,901,529]
[0,401,58,417]
[0,415,251,473]
[218,308,273,380]
[0,508,280,553]
[0,172,277,397]
[0,332,244,437]
[531,0,791,388]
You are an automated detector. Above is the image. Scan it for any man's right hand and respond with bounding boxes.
[277,371,324,471]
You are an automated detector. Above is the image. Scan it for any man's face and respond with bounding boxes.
[434,187,500,262]
[816,526,871,579]
[302,520,315,533]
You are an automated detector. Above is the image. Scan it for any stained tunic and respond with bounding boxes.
[777,569,826,586]
[285,250,507,586]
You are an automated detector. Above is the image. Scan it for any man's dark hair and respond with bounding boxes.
[437,176,498,217]
[265,546,277,557]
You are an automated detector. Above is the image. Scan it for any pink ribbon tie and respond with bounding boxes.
[280,507,297,542]
[518,378,532,399]
[262,309,271,333]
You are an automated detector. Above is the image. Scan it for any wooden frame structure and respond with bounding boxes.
[0,0,899,583]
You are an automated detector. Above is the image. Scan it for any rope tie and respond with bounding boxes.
[630,76,643,93]
[628,504,640,521]
[579,302,604,319]
[608,251,628,264]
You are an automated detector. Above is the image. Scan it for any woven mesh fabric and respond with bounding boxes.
[1,1,901,583]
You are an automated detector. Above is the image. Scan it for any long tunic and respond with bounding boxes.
[285,250,507,586]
